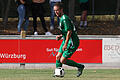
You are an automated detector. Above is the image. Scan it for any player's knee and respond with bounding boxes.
[56,55,61,60]
[60,59,66,64]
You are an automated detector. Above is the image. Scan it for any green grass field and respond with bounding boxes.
[0,69,120,80]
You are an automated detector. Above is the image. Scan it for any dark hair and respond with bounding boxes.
[54,2,63,9]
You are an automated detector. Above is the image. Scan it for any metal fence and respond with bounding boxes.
[0,0,117,18]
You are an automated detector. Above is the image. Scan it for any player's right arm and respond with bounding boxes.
[56,34,63,41]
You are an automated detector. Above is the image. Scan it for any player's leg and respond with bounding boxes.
[55,41,65,68]
[53,41,63,77]
[53,52,62,77]
[61,49,84,77]
[56,52,63,68]
[60,55,83,69]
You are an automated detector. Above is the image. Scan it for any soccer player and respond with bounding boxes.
[54,2,85,77]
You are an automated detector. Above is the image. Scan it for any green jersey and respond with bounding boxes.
[59,14,79,48]
[78,0,88,3]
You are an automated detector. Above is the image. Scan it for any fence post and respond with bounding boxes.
[68,0,75,22]
[20,63,25,69]
[92,0,95,24]
[114,0,120,27]
[3,0,11,30]
[20,31,26,69]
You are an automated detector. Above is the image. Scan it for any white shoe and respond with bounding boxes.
[45,32,53,35]
[34,31,38,35]
[50,26,54,30]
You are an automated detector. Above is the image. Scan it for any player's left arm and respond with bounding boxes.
[62,30,72,51]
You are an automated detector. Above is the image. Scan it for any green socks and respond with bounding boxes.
[64,59,82,68]
[56,60,62,68]
[56,59,83,68]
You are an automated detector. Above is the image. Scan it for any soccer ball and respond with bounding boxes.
[54,67,65,77]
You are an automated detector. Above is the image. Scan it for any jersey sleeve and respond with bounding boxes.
[62,19,72,31]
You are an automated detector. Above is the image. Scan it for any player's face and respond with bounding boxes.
[54,6,62,17]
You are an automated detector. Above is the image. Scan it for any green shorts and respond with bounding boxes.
[58,41,79,58]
